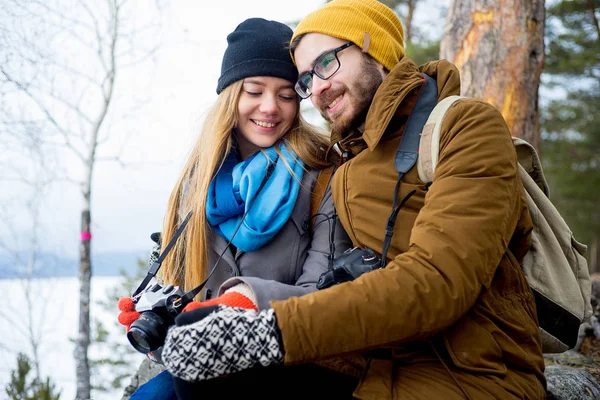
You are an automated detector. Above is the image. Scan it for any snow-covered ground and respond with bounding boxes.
[0,276,144,400]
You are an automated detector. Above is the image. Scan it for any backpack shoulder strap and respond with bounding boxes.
[394,73,438,176]
[417,95,466,183]
[310,165,335,232]
[511,137,550,196]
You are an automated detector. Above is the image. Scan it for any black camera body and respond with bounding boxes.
[127,279,185,354]
[316,247,382,290]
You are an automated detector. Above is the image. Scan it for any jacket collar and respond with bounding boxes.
[362,56,425,150]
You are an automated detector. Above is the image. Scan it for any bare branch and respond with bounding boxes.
[78,0,106,69]
[1,67,68,135]
[117,42,160,68]
[52,60,100,87]
[45,91,95,126]
[26,0,96,34]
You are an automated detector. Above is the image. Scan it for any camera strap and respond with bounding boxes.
[381,73,437,265]
[132,156,278,304]
[132,211,193,298]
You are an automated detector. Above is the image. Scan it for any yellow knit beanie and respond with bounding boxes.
[292,0,405,71]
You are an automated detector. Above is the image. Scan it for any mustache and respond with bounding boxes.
[315,88,345,110]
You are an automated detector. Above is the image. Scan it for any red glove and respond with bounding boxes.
[183,290,258,313]
[117,297,141,332]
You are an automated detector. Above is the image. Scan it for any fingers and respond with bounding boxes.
[150,232,161,245]
[117,297,136,312]
[175,305,220,326]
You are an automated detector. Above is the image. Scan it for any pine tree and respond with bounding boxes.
[90,260,146,393]
[5,353,61,400]
[541,0,600,272]
[441,0,545,147]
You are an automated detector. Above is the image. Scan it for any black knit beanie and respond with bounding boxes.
[216,18,298,94]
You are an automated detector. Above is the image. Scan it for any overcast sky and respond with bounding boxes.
[5,0,447,260]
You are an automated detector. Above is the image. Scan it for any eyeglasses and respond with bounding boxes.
[294,42,353,99]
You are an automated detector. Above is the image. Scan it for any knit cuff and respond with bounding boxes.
[198,283,258,311]
[223,283,258,306]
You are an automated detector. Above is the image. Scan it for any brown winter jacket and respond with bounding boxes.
[271,57,546,399]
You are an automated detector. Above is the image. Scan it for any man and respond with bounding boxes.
[161,1,546,398]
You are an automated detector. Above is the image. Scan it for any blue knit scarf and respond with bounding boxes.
[206,143,304,252]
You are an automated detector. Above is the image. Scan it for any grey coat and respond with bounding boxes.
[202,169,352,310]
[121,169,351,398]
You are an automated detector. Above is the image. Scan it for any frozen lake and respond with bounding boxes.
[0,276,145,400]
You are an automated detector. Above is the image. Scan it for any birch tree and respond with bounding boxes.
[440,0,545,149]
[0,1,163,398]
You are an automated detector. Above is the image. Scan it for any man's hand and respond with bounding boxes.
[162,305,284,382]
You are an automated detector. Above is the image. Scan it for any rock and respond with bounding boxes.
[544,350,600,399]
[120,358,165,400]
[591,277,600,312]
[544,349,599,369]
[592,316,600,341]
[545,365,600,399]
[576,322,591,352]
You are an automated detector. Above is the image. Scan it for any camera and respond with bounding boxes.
[316,247,382,290]
[127,279,185,354]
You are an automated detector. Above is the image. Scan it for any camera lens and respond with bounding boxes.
[127,311,167,354]
[128,329,151,353]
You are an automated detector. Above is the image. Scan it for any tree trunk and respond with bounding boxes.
[405,0,416,44]
[75,206,92,400]
[440,0,545,150]
[74,9,114,392]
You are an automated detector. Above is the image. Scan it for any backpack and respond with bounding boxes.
[418,95,593,353]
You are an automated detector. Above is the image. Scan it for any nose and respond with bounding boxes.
[259,94,278,115]
[310,75,331,102]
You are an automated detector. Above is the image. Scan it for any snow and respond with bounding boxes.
[0,277,144,400]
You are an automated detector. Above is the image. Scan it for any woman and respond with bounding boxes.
[119,17,355,399]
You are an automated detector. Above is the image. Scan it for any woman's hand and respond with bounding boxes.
[117,297,140,332]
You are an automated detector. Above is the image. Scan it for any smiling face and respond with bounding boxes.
[294,33,385,137]
[236,76,298,159]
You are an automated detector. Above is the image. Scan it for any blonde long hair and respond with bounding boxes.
[160,80,329,291]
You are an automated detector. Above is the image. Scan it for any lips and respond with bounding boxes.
[317,89,345,115]
[328,95,342,109]
[252,120,277,128]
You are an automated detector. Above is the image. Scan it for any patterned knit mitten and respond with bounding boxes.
[162,305,284,382]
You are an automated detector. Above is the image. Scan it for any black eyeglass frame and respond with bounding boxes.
[294,41,353,99]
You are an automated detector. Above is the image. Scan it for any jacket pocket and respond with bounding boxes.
[353,358,394,400]
[443,316,507,375]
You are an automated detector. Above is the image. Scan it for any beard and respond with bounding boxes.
[318,56,383,138]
